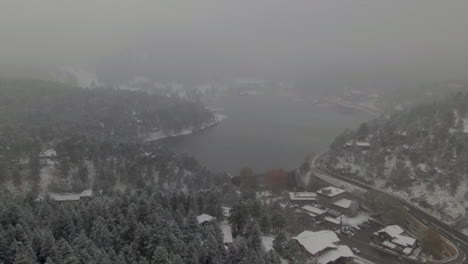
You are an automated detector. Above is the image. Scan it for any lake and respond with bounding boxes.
[162,95,372,174]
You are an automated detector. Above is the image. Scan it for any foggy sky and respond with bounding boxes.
[1,1,467,85]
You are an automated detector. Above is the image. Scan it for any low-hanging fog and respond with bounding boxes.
[0,0,467,89]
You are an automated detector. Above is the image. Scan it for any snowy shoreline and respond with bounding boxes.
[143,113,227,142]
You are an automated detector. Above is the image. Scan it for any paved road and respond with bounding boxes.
[311,152,468,264]
[342,221,420,264]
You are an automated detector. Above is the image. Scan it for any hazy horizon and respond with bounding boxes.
[1,1,467,88]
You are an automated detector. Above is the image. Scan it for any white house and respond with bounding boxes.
[373,225,418,255]
[197,214,216,225]
[292,230,354,264]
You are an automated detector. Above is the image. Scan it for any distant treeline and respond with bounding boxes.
[0,78,213,142]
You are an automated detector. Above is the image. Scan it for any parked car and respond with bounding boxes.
[352,248,360,254]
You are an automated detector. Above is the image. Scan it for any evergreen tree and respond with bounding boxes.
[151,246,171,264]
[13,242,36,264]
[273,231,287,256]
[52,238,79,264]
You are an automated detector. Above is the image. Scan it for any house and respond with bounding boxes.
[221,222,233,245]
[40,149,57,165]
[463,118,468,133]
[301,205,327,220]
[197,214,216,225]
[331,199,359,217]
[79,189,93,200]
[323,217,341,230]
[373,225,418,255]
[289,192,317,205]
[344,141,370,151]
[36,189,94,202]
[40,149,57,159]
[316,187,348,208]
[292,230,354,264]
[222,207,231,218]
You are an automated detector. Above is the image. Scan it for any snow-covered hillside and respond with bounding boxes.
[327,92,468,232]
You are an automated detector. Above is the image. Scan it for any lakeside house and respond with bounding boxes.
[372,225,418,256]
[292,230,354,264]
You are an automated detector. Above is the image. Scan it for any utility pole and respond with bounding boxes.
[340,214,343,233]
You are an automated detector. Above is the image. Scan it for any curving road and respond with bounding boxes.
[311,152,468,264]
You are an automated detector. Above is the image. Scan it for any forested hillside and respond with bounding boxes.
[0,188,284,264]
[0,78,291,264]
[375,80,468,113]
[0,78,213,141]
[0,78,216,195]
[328,91,468,230]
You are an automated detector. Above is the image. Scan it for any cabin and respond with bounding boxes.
[372,225,418,256]
[197,214,216,225]
[292,230,354,264]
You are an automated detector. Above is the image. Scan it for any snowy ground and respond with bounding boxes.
[342,213,370,229]
[390,180,468,224]
[261,236,274,252]
[331,156,468,228]
[143,114,227,142]
[261,236,289,264]
[355,256,375,264]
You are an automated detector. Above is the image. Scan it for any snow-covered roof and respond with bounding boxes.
[317,245,354,264]
[49,193,81,201]
[382,241,397,249]
[41,149,57,158]
[333,199,352,209]
[222,207,231,217]
[317,186,346,197]
[356,141,371,147]
[345,141,370,147]
[289,192,317,201]
[80,189,93,197]
[293,230,339,256]
[392,235,416,248]
[378,225,404,237]
[378,225,417,247]
[307,212,317,218]
[463,118,468,133]
[302,205,327,215]
[197,214,215,224]
[324,217,340,225]
[403,247,413,255]
[221,223,233,243]
[36,189,94,202]
[261,236,274,252]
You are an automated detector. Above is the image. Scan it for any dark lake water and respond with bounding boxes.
[162,95,372,174]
